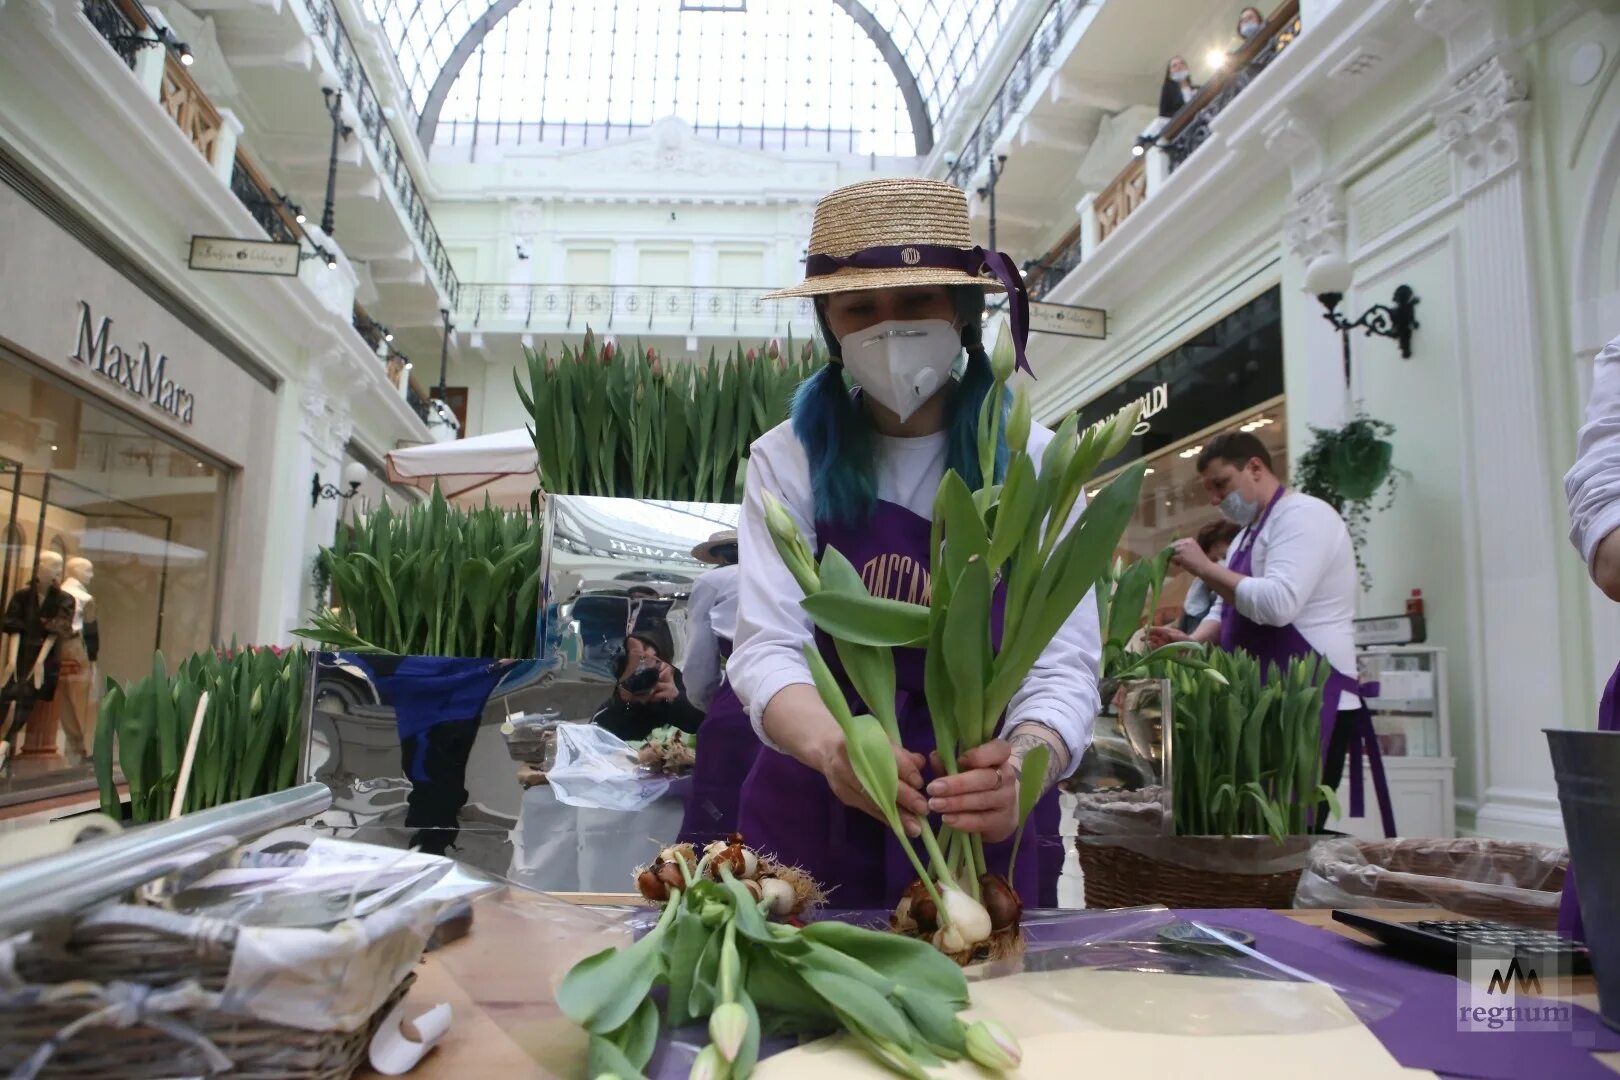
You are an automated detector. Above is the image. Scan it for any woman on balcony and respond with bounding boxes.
[1145,56,1199,140]
[725,178,1102,908]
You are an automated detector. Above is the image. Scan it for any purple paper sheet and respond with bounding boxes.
[641,907,1620,1079]
[1177,908,1620,1080]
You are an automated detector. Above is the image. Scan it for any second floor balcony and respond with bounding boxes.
[454,283,818,342]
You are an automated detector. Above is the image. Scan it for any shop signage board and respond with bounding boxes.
[71,301,196,424]
[1073,286,1284,475]
[1028,300,1106,340]
[187,235,300,277]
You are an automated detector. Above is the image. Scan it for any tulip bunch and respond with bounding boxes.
[516,330,827,502]
[559,835,1023,1080]
[296,487,542,658]
[94,646,307,822]
[764,323,1147,961]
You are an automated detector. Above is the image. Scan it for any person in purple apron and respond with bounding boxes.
[1561,328,1620,939]
[726,178,1101,909]
[677,530,756,846]
[1149,431,1396,837]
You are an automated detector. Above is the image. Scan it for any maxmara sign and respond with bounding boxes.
[70,301,196,425]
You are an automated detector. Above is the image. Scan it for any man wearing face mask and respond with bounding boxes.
[727,177,1099,908]
[1147,431,1395,835]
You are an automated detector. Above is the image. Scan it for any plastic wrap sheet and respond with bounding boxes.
[547,724,671,811]
[440,897,1397,1079]
[1294,837,1568,928]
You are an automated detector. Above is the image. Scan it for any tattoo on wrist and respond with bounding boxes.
[1006,728,1065,790]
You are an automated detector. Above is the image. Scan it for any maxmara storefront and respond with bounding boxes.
[0,160,280,797]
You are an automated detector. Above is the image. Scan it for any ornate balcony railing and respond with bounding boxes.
[159,55,224,165]
[1160,1,1301,173]
[80,0,140,69]
[1023,0,1300,301]
[454,283,816,335]
[945,0,1089,191]
[228,154,302,245]
[304,0,461,309]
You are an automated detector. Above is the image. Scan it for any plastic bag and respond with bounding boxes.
[547,723,670,811]
[1294,837,1567,928]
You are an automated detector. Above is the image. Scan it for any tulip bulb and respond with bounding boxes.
[935,882,992,952]
[759,876,796,915]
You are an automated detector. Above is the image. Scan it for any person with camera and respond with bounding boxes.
[592,632,704,742]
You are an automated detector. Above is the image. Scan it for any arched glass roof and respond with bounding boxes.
[363,0,1007,156]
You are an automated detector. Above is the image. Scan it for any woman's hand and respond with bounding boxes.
[924,740,1019,843]
[816,736,929,836]
[1145,624,1190,648]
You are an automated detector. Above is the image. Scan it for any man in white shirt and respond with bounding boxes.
[1149,431,1393,835]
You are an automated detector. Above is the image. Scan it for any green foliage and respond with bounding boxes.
[516,331,827,501]
[1170,649,1330,839]
[1294,412,1402,590]
[296,486,541,658]
[94,646,308,822]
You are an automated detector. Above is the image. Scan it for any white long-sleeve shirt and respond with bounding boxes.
[679,564,739,711]
[1565,333,1620,575]
[1205,490,1362,709]
[727,419,1102,777]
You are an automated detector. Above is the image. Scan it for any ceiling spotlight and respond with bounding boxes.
[294,208,307,224]
[1132,143,1145,157]
[49,444,58,452]
[384,331,395,342]
[178,43,195,66]
[325,251,338,270]
[1205,48,1227,70]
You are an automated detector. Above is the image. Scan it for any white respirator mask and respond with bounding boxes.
[837,319,961,424]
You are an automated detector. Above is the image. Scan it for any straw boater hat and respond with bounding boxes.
[764,177,1034,374]
[691,529,739,565]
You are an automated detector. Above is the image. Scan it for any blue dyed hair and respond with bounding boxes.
[792,286,1010,527]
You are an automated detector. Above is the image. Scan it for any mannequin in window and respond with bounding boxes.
[0,552,76,768]
[59,557,99,765]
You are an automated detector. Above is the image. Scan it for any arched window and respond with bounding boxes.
[362,0,1007,156]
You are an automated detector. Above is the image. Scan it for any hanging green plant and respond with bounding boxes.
[1294,413,1402,590]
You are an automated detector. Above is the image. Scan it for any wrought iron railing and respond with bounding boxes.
[945,0,1090,191]
[228,155,300,245]
[303,0,461,309]
[1161,1,1301,173]
[454,283,816,333]
[80,0,141,69]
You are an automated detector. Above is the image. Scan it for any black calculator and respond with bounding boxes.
[1332,911,1592,975]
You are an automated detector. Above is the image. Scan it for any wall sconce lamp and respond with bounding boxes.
[1305,254,1420,387]
[312,462,368,508]
[114,27,193,66]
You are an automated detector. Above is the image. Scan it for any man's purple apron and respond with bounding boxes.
[1558,662,1620,939]
[736,501,1062,909]
[677,638,761,847]
[1218,488,1396,837]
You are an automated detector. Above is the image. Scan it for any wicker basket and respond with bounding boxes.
[0,905,416,1079]
[1077,832,1327,909]
[1297,838,1568,929]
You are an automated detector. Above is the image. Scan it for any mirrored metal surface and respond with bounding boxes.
[303,496,740,891]
[1065,677,1173,835]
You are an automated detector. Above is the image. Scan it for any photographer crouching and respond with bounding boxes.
[592,632,704,741]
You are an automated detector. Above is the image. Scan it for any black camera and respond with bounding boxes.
[620,659,660,695]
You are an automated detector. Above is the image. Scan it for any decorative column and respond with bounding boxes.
[1428,46,1568,839]
[1279,180,1350,431]
[270,363,355,639]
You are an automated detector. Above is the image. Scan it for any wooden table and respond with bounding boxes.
[357,900,1610,1079]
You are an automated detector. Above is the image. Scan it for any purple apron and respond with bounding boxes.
[1218,488,1397,837]
[735,500,1062,909]
[677,638,762,847]
[1557,661,1620,938]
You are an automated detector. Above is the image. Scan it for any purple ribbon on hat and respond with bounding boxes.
[803,243,1035,377]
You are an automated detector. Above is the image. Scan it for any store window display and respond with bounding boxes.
[0,351,227,799]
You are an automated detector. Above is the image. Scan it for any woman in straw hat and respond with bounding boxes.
[677,530,760,846]
[726,178,1100,907]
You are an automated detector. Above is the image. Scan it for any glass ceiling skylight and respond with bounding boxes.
[362,0,1007,157]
